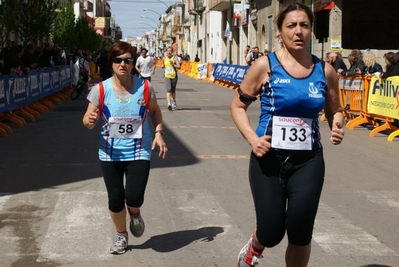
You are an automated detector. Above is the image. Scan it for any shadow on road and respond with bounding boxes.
[0,96,198,194]
[129,226,224,253]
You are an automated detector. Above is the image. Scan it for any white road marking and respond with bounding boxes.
[37,191,112,262]
[358,190,399,209]
[313,202,398,256]
[160,190,244,254]
[0,193,11,211]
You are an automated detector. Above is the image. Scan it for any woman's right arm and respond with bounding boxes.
[230,57,271,157]
[82,102,99,130]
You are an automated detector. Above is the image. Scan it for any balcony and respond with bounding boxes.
[209,0,240,11]
[81,0,93,11]
[172,25,181,33]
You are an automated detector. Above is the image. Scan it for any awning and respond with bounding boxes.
[314,1,335,12]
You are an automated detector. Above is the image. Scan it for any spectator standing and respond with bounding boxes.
[230,3,344,267]
[328,52,347,73]
[161,46,181,110]
[96,46,112,81]
[39,42,54,68]
[194,54,200,62]
[22,44,39,70]
[82,41,167,255]
[380,52,399,78]
[244,45,251,62]
[135,48,155,81]
[245,46,260,66]
[356,51,382,75]
[0,40,12,61]
[339,49,366,76]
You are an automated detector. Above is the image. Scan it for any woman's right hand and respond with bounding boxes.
[250,135,272,157]
[88,109,99,126]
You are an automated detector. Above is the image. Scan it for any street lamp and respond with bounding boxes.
[140,15,159,27]
[140,22,157,29]
[142,8,162,17]
[156,0,169,9]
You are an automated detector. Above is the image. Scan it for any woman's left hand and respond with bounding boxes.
[330,122,344,145]
[152,136,168,158]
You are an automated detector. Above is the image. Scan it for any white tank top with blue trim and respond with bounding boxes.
[256,52,326,150]
[98,77,152,161]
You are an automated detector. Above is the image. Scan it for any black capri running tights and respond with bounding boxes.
[100,160,150,213]
[249,148,325,247]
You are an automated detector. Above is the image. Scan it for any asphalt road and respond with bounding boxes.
[0,69,398,267]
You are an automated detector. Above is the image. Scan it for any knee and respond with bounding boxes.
[256,228,285,248]
[125,191,144,208]
[108,194,125,213]
[286,220,314,246]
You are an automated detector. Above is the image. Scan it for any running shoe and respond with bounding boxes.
[167,104,172,111]
[109,232,128,254]
[130,210,145,237]
[171,99,177,110]
[237,235,263,267]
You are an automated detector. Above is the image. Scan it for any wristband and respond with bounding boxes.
[154,130,164,136]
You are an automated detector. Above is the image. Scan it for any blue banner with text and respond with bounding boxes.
[0,66,71,113]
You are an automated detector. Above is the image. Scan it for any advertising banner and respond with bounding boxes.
[367,76,399,119]
[0,66,71,113]
[211,63,249,85]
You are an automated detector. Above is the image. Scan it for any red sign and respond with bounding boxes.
[95,28,104,36]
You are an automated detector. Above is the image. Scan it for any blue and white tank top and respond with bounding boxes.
[256,52,326,150]
[97,77,152,161]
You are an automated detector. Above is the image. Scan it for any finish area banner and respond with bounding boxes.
[367,76,399,119]
[211,63,249,84]
[0,66,71,113]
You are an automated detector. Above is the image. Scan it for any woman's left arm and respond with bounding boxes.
[324,62,345,145]
[148,90,168,158]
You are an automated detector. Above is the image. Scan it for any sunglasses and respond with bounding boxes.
[112,57,134,64]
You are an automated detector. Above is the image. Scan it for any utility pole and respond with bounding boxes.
[229,0,232,64]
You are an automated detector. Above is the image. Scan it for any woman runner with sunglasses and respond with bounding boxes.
[82,41,167,254]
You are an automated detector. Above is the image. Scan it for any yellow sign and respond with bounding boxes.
[367,76,399,119]
[95,17,105,28]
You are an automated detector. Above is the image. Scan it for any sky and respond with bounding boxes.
[108,0,177,38]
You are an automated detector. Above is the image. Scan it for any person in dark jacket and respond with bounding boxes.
[328,52,347,73]
[96,46,112,81]
[355,51,382,75]
[339,49,366,76]
[380,52,399,78]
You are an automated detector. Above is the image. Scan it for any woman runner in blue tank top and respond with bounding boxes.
[231,3,344,267]
[82,41,167,255]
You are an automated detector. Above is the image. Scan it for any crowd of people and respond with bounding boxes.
[0,40,70,76]
[323,49,399,78]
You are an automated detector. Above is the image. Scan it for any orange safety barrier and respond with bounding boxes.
[340,75,371,128]
[342,75,399,141]
[189,62,199,79]
[0,86,72,137]
[180,61,191,74]
[89,62,100,80]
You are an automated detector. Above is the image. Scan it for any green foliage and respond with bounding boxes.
[54,3,76,51]
[0,0,108,52]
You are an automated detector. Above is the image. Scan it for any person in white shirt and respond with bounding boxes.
[135,48,156,81]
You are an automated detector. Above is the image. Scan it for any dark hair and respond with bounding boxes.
[350,49,362,60]
[275,2,315,31]
[107,41,137,66]
[141,48,147,53]
[384,52,398,66]
[12,45,24,55]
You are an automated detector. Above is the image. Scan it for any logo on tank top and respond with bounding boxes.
[308,82,323,98]
[273,78,291,84]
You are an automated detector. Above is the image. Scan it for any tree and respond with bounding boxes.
[53,3,76,52]
[74,17,107,52]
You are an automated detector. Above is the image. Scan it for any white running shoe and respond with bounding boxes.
[109,232,128,254]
